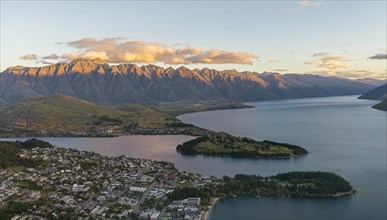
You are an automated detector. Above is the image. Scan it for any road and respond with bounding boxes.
[134,182,156,214]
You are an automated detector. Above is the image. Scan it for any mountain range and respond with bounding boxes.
[0,59,377,106]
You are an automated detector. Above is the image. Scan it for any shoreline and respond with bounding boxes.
[0,101,253,139]
[202,197,219,220]
[0,126,210,138]
[331,189,356,197]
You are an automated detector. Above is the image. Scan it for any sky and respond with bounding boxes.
[1,0,386,79]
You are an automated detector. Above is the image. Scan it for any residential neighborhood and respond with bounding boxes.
[0,146,220,219]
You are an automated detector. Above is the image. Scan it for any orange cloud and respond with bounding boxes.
[82,51,109,61]
[42,54,59,60]
[61,38,258,65]
[20,54,37,60]
[185,50,258,64]
[175,48,203,56]
[305,54,350,75]
[309,69,386,80]
[61,52,79,60]
[306,52,385,79]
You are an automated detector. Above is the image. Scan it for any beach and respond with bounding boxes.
[202,197,219,220]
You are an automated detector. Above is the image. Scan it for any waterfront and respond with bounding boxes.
[3,95,386,219]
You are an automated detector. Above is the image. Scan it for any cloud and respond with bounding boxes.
[61,52,79,60]
[185,50,258,65]
[20,54,37,60]
[340,49,349,54]
[305,54,350,75]
[306,52,386,79]
[335,70,376,79]
[273,69,289,72]
[368,54,387,60]
[175,48,203,56]
[42,54,59,60]
[37,60,55,65]
[309,69,385,80]
[82,51,109,61]
[312,52,330,57]
[61,38,258,65]
[268,59,279,63]
[299,0,321,7]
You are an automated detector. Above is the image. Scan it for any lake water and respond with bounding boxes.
[3,95,386,219]
[178,95,386,220]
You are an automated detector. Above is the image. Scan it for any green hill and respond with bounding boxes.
[176,132,308,158]
[115,103,186,127]
[0,95,181,137]
[142,100,253,116]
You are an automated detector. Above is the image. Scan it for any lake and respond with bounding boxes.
[3,95,386,219]
[178,95,386,220]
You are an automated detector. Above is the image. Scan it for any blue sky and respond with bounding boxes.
[1,0,386,79]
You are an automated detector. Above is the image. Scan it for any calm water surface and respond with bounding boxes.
[4,96,386,219]
[178,95,386,220]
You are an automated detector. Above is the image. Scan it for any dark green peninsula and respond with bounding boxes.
[176,132,308,158]
[170,171,355,202]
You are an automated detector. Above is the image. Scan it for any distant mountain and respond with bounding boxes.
[358,83,387,100]
[0,94,182,137]
[355,78,386,86]
[372,99,387,111]
[0,59,374,106]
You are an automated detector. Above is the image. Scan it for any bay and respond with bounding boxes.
[178,95,386,220]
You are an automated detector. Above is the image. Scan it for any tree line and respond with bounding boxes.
[0,139,53,168]
[168,171,354,203]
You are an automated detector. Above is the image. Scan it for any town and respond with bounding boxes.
[0,145,220,219]
[0,140,355,220]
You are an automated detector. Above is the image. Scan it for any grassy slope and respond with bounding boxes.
[177,132,308,158]
[115,104,184,127]
[143,100,253,116]
[0,95,180,136]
